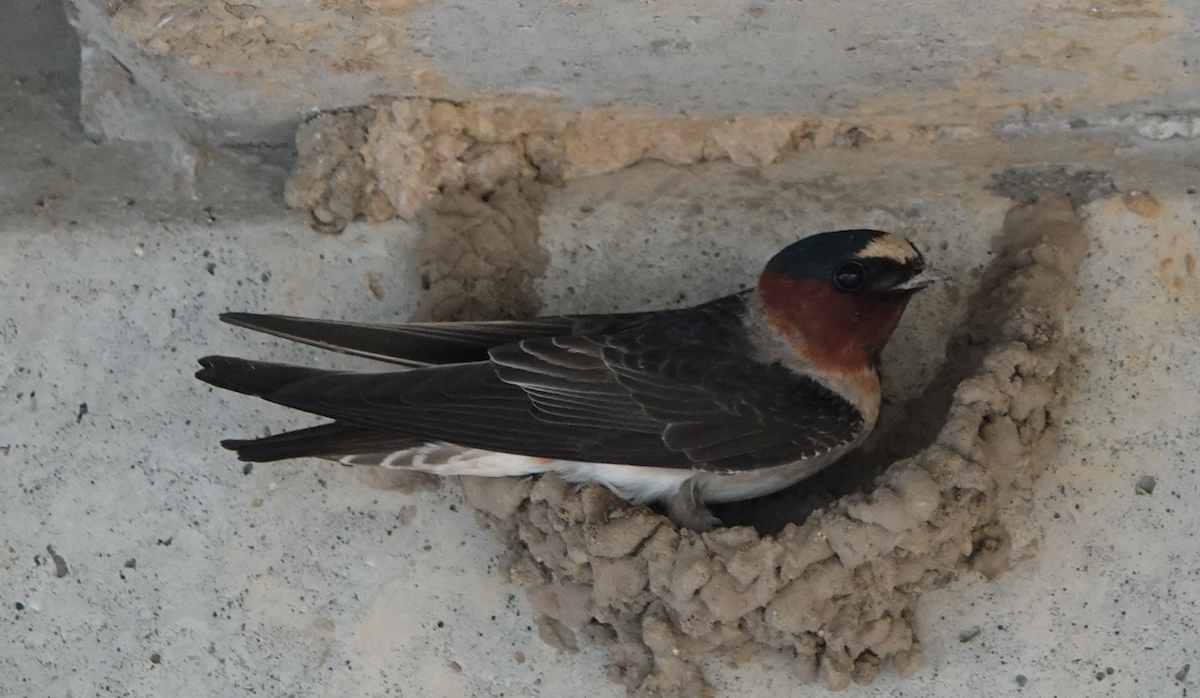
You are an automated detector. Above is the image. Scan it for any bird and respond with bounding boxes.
[196,229,946,530]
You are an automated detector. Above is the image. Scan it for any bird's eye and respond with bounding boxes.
[834,261,867,292]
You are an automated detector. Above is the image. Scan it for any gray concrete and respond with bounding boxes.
[411,0,1200,117]
[4,1,1200,696]
[1,217,629,698]
[62,0,1200,145]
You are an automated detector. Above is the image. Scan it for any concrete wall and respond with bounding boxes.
[3,0,1199,696]
[68,0,1200,144]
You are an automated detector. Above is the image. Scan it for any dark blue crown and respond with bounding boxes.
[765,230,892,280]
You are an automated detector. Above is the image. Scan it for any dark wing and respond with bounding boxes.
[199,356,680,464]
[201,293,864,471]
[491,293,864,471]
[219,311,649,367]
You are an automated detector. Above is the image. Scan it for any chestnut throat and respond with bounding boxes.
[756,270,912,373]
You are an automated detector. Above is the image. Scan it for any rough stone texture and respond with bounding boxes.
[412,178,550,321]
[290,98,836,228]
[7,66,1200,692]
[456,193,1086,695]
[278,96,1032,325]
[6,3,1200,696]
[285,96,1165,232]
[284,109,379,234]
[987,165,1121,207]
[63,0,1200,144]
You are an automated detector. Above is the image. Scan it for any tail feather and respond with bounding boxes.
[221,422,424,462]
[196,355,339,399]
[219,312,582,367]
[198,356,408,463]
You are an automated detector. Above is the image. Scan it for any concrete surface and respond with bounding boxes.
[63,0,1200,145]
[3,0,1200,696]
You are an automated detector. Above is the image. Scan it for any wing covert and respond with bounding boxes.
[214,293,867,472]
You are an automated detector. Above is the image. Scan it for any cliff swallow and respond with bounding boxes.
[197,230,945,529]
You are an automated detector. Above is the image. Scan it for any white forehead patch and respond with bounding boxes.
[857,235,920,263]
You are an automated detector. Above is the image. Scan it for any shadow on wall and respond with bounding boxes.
[0,0,81,123]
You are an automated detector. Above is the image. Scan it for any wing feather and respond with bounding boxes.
[207,292,866,472]
[220,312,633,367]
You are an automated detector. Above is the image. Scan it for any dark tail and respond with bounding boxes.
[196,356,336,399]
[221,422,423,462]
[198,356,426,462]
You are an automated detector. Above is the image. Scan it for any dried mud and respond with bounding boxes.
[453,193,1086,695]
[412,179,550,321]
[282,98,954,322]
[286,97,915,227]
[284,109,378,234]
[97,0,1194,141]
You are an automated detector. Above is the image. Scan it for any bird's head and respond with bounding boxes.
[756,230,947,372]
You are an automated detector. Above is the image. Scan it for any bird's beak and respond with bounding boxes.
[895,267,952,291]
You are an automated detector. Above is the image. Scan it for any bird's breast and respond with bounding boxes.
[754,273,911,431]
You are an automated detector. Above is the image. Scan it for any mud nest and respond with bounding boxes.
[453,193,1087,695]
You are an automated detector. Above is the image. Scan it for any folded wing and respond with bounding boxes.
[219,311,645,366]
[201,294,863,471]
